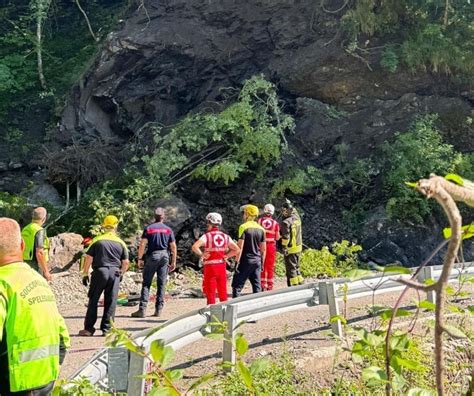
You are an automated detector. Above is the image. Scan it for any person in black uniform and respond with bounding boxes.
[78,215,129,336]
[131,207,177,318]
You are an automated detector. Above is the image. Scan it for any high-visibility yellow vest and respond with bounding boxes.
[21,222,50,262]
[282,213,303,254]
[0,262,70,392]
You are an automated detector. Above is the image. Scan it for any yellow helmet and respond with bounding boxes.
[244,204,259,217]
[102,215,119,228]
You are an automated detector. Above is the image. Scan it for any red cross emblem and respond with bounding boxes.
[213,234,225,247]
[262,219,273,230]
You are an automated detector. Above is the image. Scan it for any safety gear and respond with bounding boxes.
[82,275,90,287]
[202,228,230,304]
[244,204,259,217]
[282,199,293,210]
[82,236,93,246]
[281,212,302,254]
[206,212,223,225]
[0,262,70,392]
[21,222,50,262]
[285,253,304,286]
[89,232,127,250]
[258,216,279,243]
[264,204,275,215]
[261,243,277,291]
[102,215,119,228]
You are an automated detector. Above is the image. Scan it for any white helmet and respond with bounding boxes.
[264,204,275,215]
[206,212,222,225]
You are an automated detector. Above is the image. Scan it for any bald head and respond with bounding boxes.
[0,217,24,265]
[32,207,47,223]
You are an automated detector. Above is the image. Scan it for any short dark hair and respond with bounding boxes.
[155,214,164,222]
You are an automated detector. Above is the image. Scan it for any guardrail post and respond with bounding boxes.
[127,353,146,396]
[223,304,237,372]
[108,348,129,392]
[327,282,343,337]
[420,266,436,304]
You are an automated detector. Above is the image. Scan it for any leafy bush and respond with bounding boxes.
[201,353,309,396]
[341,0,473,76]
[275,241,363,279]
[62,76,294,236]
[0,192,29,221]
[271,166,326,197]
[382,114,473,223]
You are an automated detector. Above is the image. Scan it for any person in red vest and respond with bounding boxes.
[258,204,280,291]
[192,213,240,305]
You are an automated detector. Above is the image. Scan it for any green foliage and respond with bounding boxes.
[380,45,399,72]
[0,192,28,220]
[270,166,325,197]
[275,240,363,278]
[201,353,310,396]
[341,0,474,76]
[382,114,474,223]
[65,76,293,236]
[150,75,294,186]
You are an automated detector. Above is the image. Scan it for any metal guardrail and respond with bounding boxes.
[69,262,474,395]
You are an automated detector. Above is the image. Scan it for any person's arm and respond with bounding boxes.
[169,241,177,271]
[35,230,51,281]
[259,241,266,264]
[137,238,147,269]
[237,239,244,264]
[58,314,70,365]
[82,255,93,276]
[280,220,290,255]
[275,223,281,241]
[192,239,205,258]
[225,239,240,260]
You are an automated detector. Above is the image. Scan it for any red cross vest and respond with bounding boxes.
[258,216,279,244]
[204,229,230,265]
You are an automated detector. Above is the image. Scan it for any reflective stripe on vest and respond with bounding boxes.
[258,216,278,243]
[204,230,229,266]
[88,232,127,250]
[19,344,59,363]
[288,216,302,254]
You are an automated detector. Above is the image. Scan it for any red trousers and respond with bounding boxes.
[261,243,276,291]
[203,263,228,305]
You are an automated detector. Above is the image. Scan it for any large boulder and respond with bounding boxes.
[48,233,84,272]
[152,197,192,233]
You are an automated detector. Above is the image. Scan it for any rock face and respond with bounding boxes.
[48,233,84,272]
[54,0,473,264]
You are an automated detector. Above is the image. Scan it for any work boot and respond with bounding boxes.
[131,309,145,318]
[152,308,162,317]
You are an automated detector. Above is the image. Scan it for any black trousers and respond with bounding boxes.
[84,266,120,333]
[232,260,261,298]
[0,380,54,396]
[139,251,169,310]
[284,252,302,286]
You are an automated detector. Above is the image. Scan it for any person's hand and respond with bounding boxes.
[82,275,90,287]
[202,252,210,260]
[138,258,144,269]
[44,272,52,282]
[168,262,176,272]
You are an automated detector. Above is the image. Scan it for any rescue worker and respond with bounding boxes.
[191,213,240,305]
[281,200,303,286]
[0,218,70,396]
[79,215,129,336]
[257,204,280,291]
[21,207,52,281]
[131,207,177,318]
[231,205,266,298]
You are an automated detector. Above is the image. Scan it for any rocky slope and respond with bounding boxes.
[12,0,474,264]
